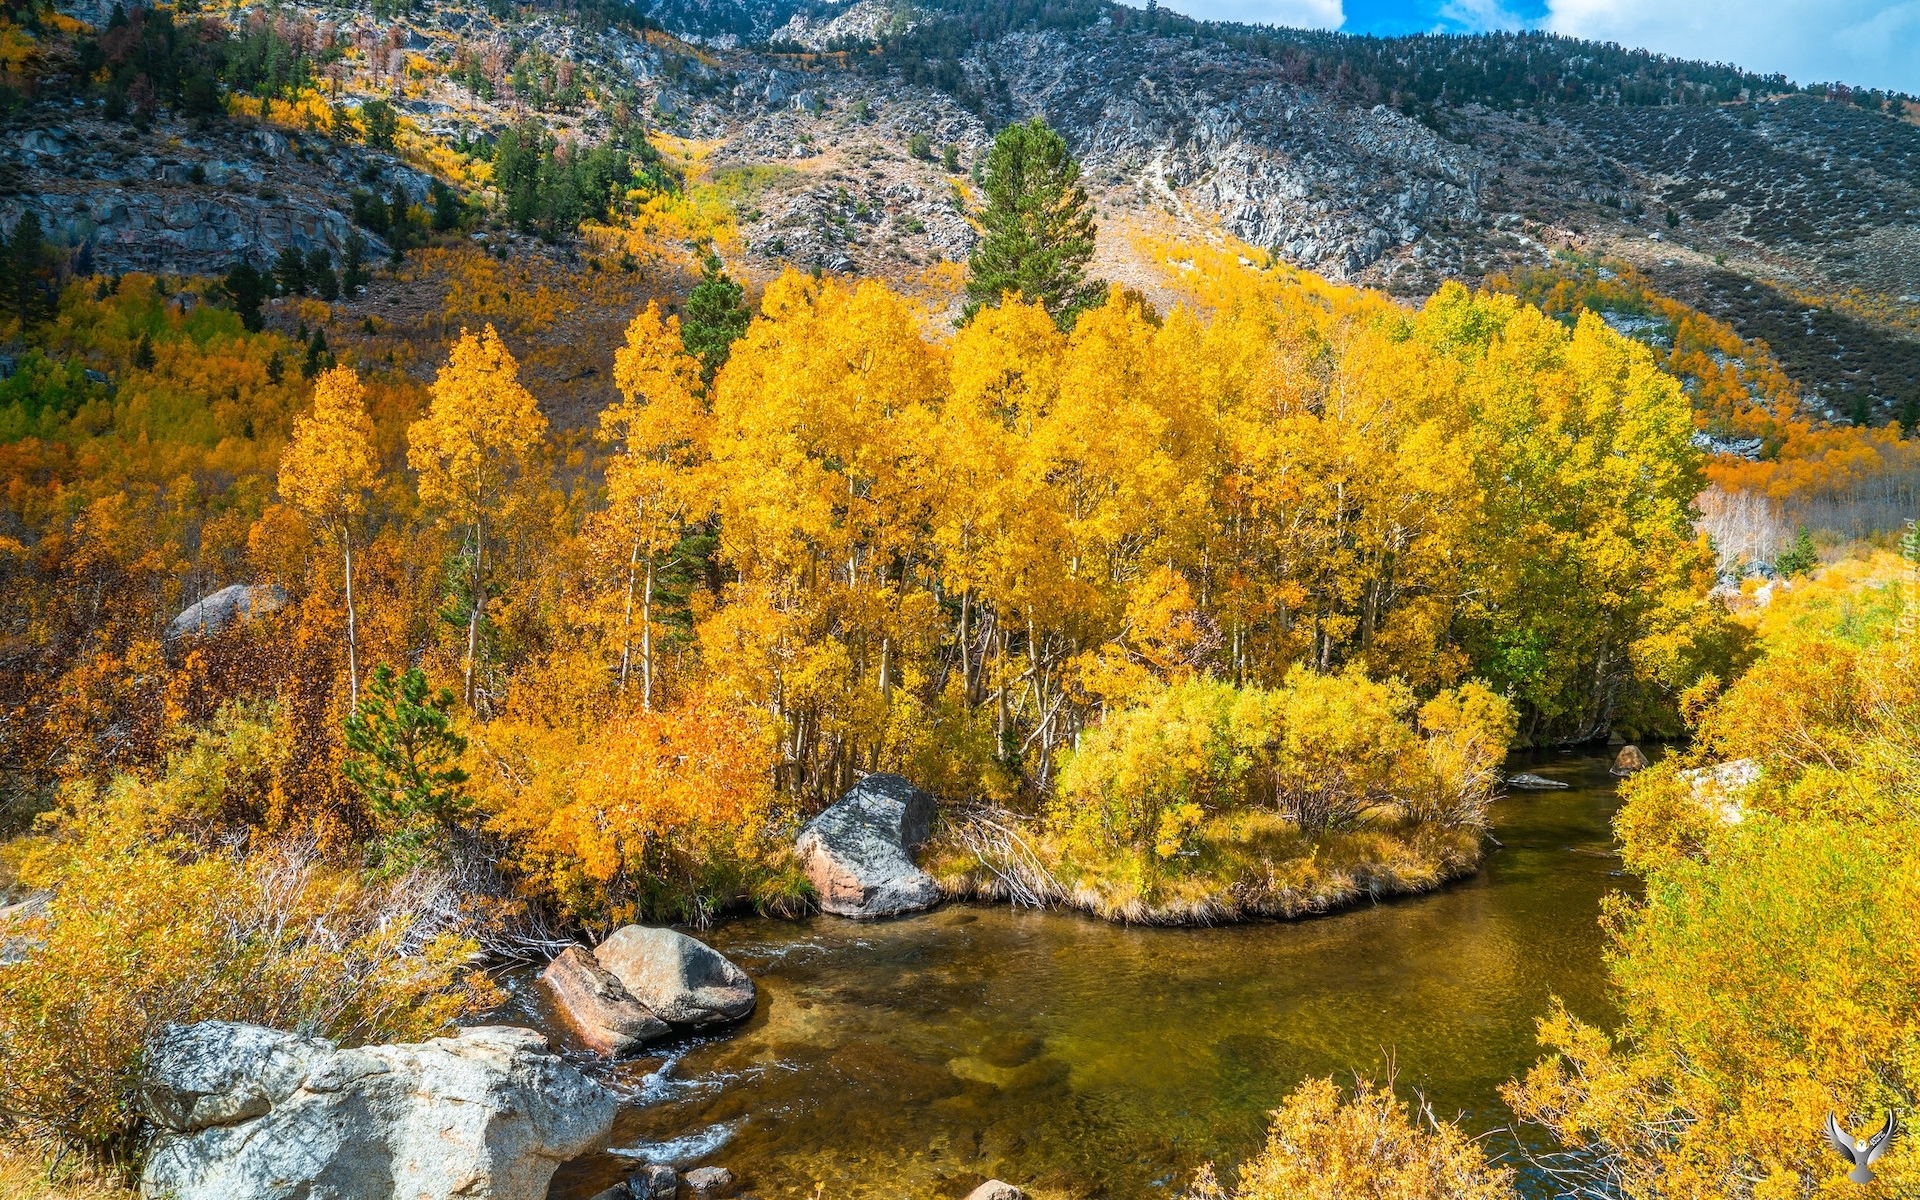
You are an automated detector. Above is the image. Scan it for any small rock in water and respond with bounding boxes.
[595,926,756,1026]
[683,1165,735,1197]
[631,1163,680,1199]
[1505,772,1570,790]
[589,1185,633,1200]
[966,1182,1024,1200]
[1611,744,1650,776]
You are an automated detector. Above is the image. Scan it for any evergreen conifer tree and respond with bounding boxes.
[963,117,1102,329]
[681,252,751,383]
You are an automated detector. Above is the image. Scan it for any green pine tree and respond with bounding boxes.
[963,117,1102,330]
[132,332,156,371]
[302,328,331,379]
[222,261,270,332]
[681,252,751,383]
[344,664,470,868]
[1773,526,1818,578]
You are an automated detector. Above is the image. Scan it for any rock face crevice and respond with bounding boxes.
[139,1021,618,1200]
[795,773,941,919]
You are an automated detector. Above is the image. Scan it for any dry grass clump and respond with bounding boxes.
[0,1144,137,1200]
[929,809,1484,925]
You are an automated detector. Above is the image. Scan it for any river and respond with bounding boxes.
[514,750,1630,1200]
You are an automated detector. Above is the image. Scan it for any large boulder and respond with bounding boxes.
[1678,758,1760,825]
[140,1021,617,1200]
[541,945,670,1056]
[163,583,287,649]
[794,774,941,918]
[594,926,756,1026]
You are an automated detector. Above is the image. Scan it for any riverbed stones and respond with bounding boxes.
[139,1020,617,1200]
[633,1164,680,1199]
[1611,744,1650,776]
[594,925,756,1026]
[1503,772,1569,790]
[541,945,671,1056]
[794,773,941,918]
[965,1182,1024,1200]
[683,1166,735,1197]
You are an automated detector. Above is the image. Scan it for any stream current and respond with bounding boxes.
[510,750,1630,1200]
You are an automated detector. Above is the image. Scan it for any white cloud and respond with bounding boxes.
[1434,0,1531,33]
[1152,0,1345,31]
[1544,0,1920,93]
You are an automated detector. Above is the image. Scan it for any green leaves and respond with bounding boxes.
[343,665,470,868]
[963,117,1103,331]
[1773,525,1818,577]
[682,253,752,384]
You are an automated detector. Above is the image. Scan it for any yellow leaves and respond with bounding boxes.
[1203,1074,1519,1200]
[475,701,779,925]
[279,365,377,528]
[407,324,547,524]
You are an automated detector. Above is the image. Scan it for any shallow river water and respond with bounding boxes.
[518,750,1630,1200]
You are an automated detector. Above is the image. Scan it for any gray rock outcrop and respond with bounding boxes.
[163,583,287,647]
[140,1021,617,1200]
[794,773,941,918]
[594,926,756,1026]
[1678,758,1760,825]
[541,945,671,1056]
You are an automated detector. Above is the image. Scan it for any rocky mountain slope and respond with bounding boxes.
[9,0,1918,416]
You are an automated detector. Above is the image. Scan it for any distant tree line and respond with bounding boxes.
[840,0,1915,119]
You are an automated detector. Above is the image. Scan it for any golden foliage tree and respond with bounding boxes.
[278,365,379,704]
[407,325,548,710]
[599,302,711,710]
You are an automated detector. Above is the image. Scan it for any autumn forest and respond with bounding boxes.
[2,40,1919,1194]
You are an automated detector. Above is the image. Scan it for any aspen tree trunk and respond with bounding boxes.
[343,524,360,708]
[958,588,972,704]
[465,514,484,709]
[641,554,655,712]
[618,539,638,695]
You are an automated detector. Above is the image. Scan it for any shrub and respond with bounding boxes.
[1509,552,1920,1196]
[0,759,489,1156]
[1192,1075,1518,1200]
[475,700,803,929]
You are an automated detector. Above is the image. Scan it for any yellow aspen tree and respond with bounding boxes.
[278,364,378,705]
[602,302,711,710]
[407,325,548,710]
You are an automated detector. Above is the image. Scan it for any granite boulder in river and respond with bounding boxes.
[593,925,757,1026]
[794,773,942,918]
[139,1020,616,1200]
[541,944,671,1055]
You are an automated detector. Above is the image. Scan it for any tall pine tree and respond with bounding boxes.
[964,117,1102,330]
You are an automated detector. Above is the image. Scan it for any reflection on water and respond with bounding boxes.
[515,752,1630,1200]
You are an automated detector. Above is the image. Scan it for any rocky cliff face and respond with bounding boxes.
[8,117,411,278]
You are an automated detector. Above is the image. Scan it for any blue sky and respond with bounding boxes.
[1150,0,1920,94]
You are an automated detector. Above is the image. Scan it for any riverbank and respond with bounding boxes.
[924,811,1488,924]
[536,754,1625,1200]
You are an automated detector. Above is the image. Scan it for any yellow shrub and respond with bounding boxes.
[475,700,801,928]
[1194,1075,1517,1200]
[0,767,489,1154]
